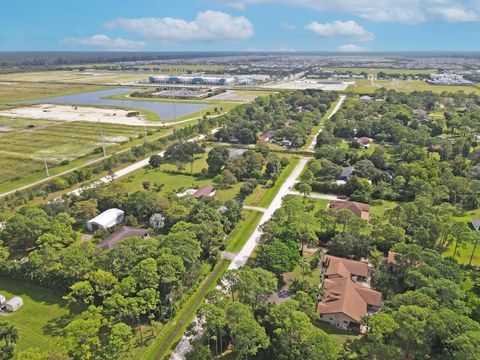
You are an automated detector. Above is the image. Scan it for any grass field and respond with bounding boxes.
[0,82,109,103]
[0,118,151,185]
[0,277,76,355]
[349,79,480,95]
[314,321,359,347]
[325,67,436,75]
[0,70,156,85]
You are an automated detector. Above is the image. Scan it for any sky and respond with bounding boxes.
[1,0,480,52]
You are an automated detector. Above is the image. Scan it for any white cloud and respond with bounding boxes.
[219,0,480,24]
[281,21,297,30]
[61,34,145,50]
[429,7,478,22]
[337,43,365,52]
[272,43,295,51]
[105,11,254,44]
[306,20,374,42]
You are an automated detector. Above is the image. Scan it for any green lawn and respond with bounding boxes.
[443,241,480,266]
[0,277,77,355]
[0,82,110,103]
[226,210,263,253]
[282,252,322,288]
[314,321,359,347]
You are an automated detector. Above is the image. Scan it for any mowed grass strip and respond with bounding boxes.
[0,277,77,355]
[143,260,231,360]
[226,210,263,253]
[349,79,480,95]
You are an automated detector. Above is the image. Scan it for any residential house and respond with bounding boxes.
[353,137,373,149]
[359,95,373,101]
[472,216,480,232]
[338,166,354,181]
[329,200,370,221]
[97,226,149,251]
[259,130,277,142]
[193,185,216,199]
[318,255,382,333]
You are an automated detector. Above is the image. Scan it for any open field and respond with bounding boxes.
[325,67,436,75]
[0,277,76,355]
[0,82,109,103]
[444,241,480,266]
[208,90,274,103]
[0,70,156,85]
[349,79,480,95]
[0,117,154,185]
[0,104,159,127]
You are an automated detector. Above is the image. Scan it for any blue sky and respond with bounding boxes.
[1,0,480,51]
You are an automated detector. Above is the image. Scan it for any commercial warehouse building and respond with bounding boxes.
[149,75,235,86]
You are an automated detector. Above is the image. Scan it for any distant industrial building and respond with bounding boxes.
[149,76,235,86]
[427,73,473,86]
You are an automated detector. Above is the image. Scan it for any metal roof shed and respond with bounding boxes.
[5,296,23,312]
[87,208,124,232]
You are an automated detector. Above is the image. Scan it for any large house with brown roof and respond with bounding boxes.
[97,226,149,251]
[317,255,382,333]
[328,200,370,221]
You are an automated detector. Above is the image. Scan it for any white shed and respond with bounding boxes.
[5,296,23,312]
[87,208,124,232]
[0,295,5,305]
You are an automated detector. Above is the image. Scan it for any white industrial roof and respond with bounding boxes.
[88,208,124,227]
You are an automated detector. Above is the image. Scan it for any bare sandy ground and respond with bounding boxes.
[266,80,354,91]
[0,104,156,126]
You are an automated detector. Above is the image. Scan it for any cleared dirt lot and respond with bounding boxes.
[0,104,160,127]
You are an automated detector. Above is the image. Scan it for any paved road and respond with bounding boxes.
[64,129,219,198]
[307,95,346,152]
[169,95,346,359]
[288,191,339,201]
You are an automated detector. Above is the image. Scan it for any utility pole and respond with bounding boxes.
[44,155,49,177]
[98,118,106,157]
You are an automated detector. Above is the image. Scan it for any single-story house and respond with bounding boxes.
[193,185,216,199]
[4,296,23,312]
[329,200,370,221]
[87,208,124,232]
[259,130,277,142]
[338,166,354,181]
[318,256,382,333]
[280,140,293,147]
[97,226,149,251]
[472,216,480,232]
[229,148,248,160]
[359,95,373,101]
[353,137,373,149]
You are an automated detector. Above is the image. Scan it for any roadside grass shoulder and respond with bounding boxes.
[251,156,300,208]
[142,260,230,360]
[226,210,263,253]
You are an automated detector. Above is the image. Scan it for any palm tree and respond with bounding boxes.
[0,322,18,353]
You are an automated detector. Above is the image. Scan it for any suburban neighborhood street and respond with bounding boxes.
[169,95,346,360]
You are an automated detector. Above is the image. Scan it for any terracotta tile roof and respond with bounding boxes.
[97,226,149,250]
[387,251,399,265]
[193,185,215,199]
[329,200,370,221]
[318,256,382,323]
[323,255,369,278]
